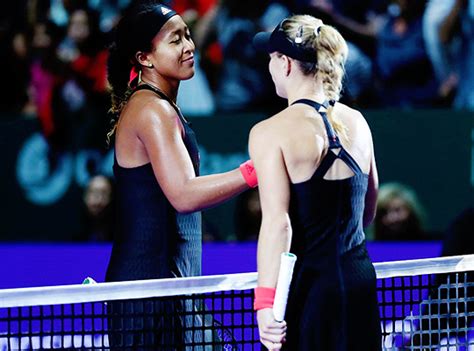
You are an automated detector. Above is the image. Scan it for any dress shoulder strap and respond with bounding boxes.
[291,98,363,176]
[291,99,341,149]
[134,84,189,124]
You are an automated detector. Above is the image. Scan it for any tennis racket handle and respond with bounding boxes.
[273,252,297,322]
[82,277,97,285]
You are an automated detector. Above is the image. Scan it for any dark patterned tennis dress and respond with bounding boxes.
[105,84,206,350]
[282,99,381,351]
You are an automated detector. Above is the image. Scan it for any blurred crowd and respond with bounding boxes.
[1,0,473,123]
[0,0,472,242]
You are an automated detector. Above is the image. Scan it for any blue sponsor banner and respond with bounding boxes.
[1,110,473,240]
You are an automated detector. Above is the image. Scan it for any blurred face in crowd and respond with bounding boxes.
[32,23,51,49]
[84,176,112,217]
[380,197,411,232]
[12,33,28,59]
[394,0,426,20]
[68,10,90,44]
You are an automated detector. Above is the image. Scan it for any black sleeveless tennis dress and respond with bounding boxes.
[105,84,202,350]
[282,99,381,351]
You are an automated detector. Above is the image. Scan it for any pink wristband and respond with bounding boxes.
[254,286,276,311]
[239,160,258,188]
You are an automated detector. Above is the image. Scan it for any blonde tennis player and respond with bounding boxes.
[251,15,381,351]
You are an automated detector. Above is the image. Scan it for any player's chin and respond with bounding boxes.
[180,67,195,81]
[276,88,286,99]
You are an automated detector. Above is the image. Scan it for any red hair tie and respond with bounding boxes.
[129,66,139,85]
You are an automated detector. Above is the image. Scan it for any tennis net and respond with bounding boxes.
[0,254,473,350]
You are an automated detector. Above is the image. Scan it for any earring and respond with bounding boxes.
[148,63,153,68]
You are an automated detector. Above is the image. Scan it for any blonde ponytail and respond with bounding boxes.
[281,15,349,140]
[315,24,348,140]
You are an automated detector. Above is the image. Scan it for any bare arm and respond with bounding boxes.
[250,123,289,350]
[330,11,380,38]
[309,0,380,39]
[249,124,292,288]
[137,98,249,213]
[439,0,466,44]
[191,4,220,51]
[363,149,379,228]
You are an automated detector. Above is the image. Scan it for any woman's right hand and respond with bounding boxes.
[257,308,287,350]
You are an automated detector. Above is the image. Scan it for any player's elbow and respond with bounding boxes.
[172,199,200,214]
[261,213,292,237]
[174,204,196,214]
[167,191,201,214]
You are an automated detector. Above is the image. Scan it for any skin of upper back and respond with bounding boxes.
[262,101,373,184]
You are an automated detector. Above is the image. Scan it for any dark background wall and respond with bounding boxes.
[0,109,473,241]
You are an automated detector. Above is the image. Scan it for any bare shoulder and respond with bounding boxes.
[334,102,372,133]
[124,90,179,130]
[249,110,289,146]
[333,102,365,121]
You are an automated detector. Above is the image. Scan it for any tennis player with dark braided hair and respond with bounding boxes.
[250,15,381,351]
[105,2,256,349]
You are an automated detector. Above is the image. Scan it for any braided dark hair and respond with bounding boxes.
[107,2,177,142]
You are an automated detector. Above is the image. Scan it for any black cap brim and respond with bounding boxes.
[252,31,273,53]
[253,22,318,63]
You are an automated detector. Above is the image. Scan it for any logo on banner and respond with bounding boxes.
[16,133,113,206]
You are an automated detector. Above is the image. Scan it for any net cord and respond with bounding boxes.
[1,254,474,308]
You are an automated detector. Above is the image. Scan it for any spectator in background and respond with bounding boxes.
[423,0,474,109]
[187,0,223,93]
[50,0,130,32]
[170,0,217,26]
[28,20,68,148]
[78,174,115,241]
[170,0,218,115]
[454,0,474,110]
[441,207,474,257]
[423,0,462,106]
[55,6,110,151]
[374,182,427,241]
[293,0,388,106]
[197,0,290,112]
[374,0,438,108]
[0,30,31,114]
[0,0,51,114]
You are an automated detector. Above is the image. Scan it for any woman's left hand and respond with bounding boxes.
[257,308,287,350]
